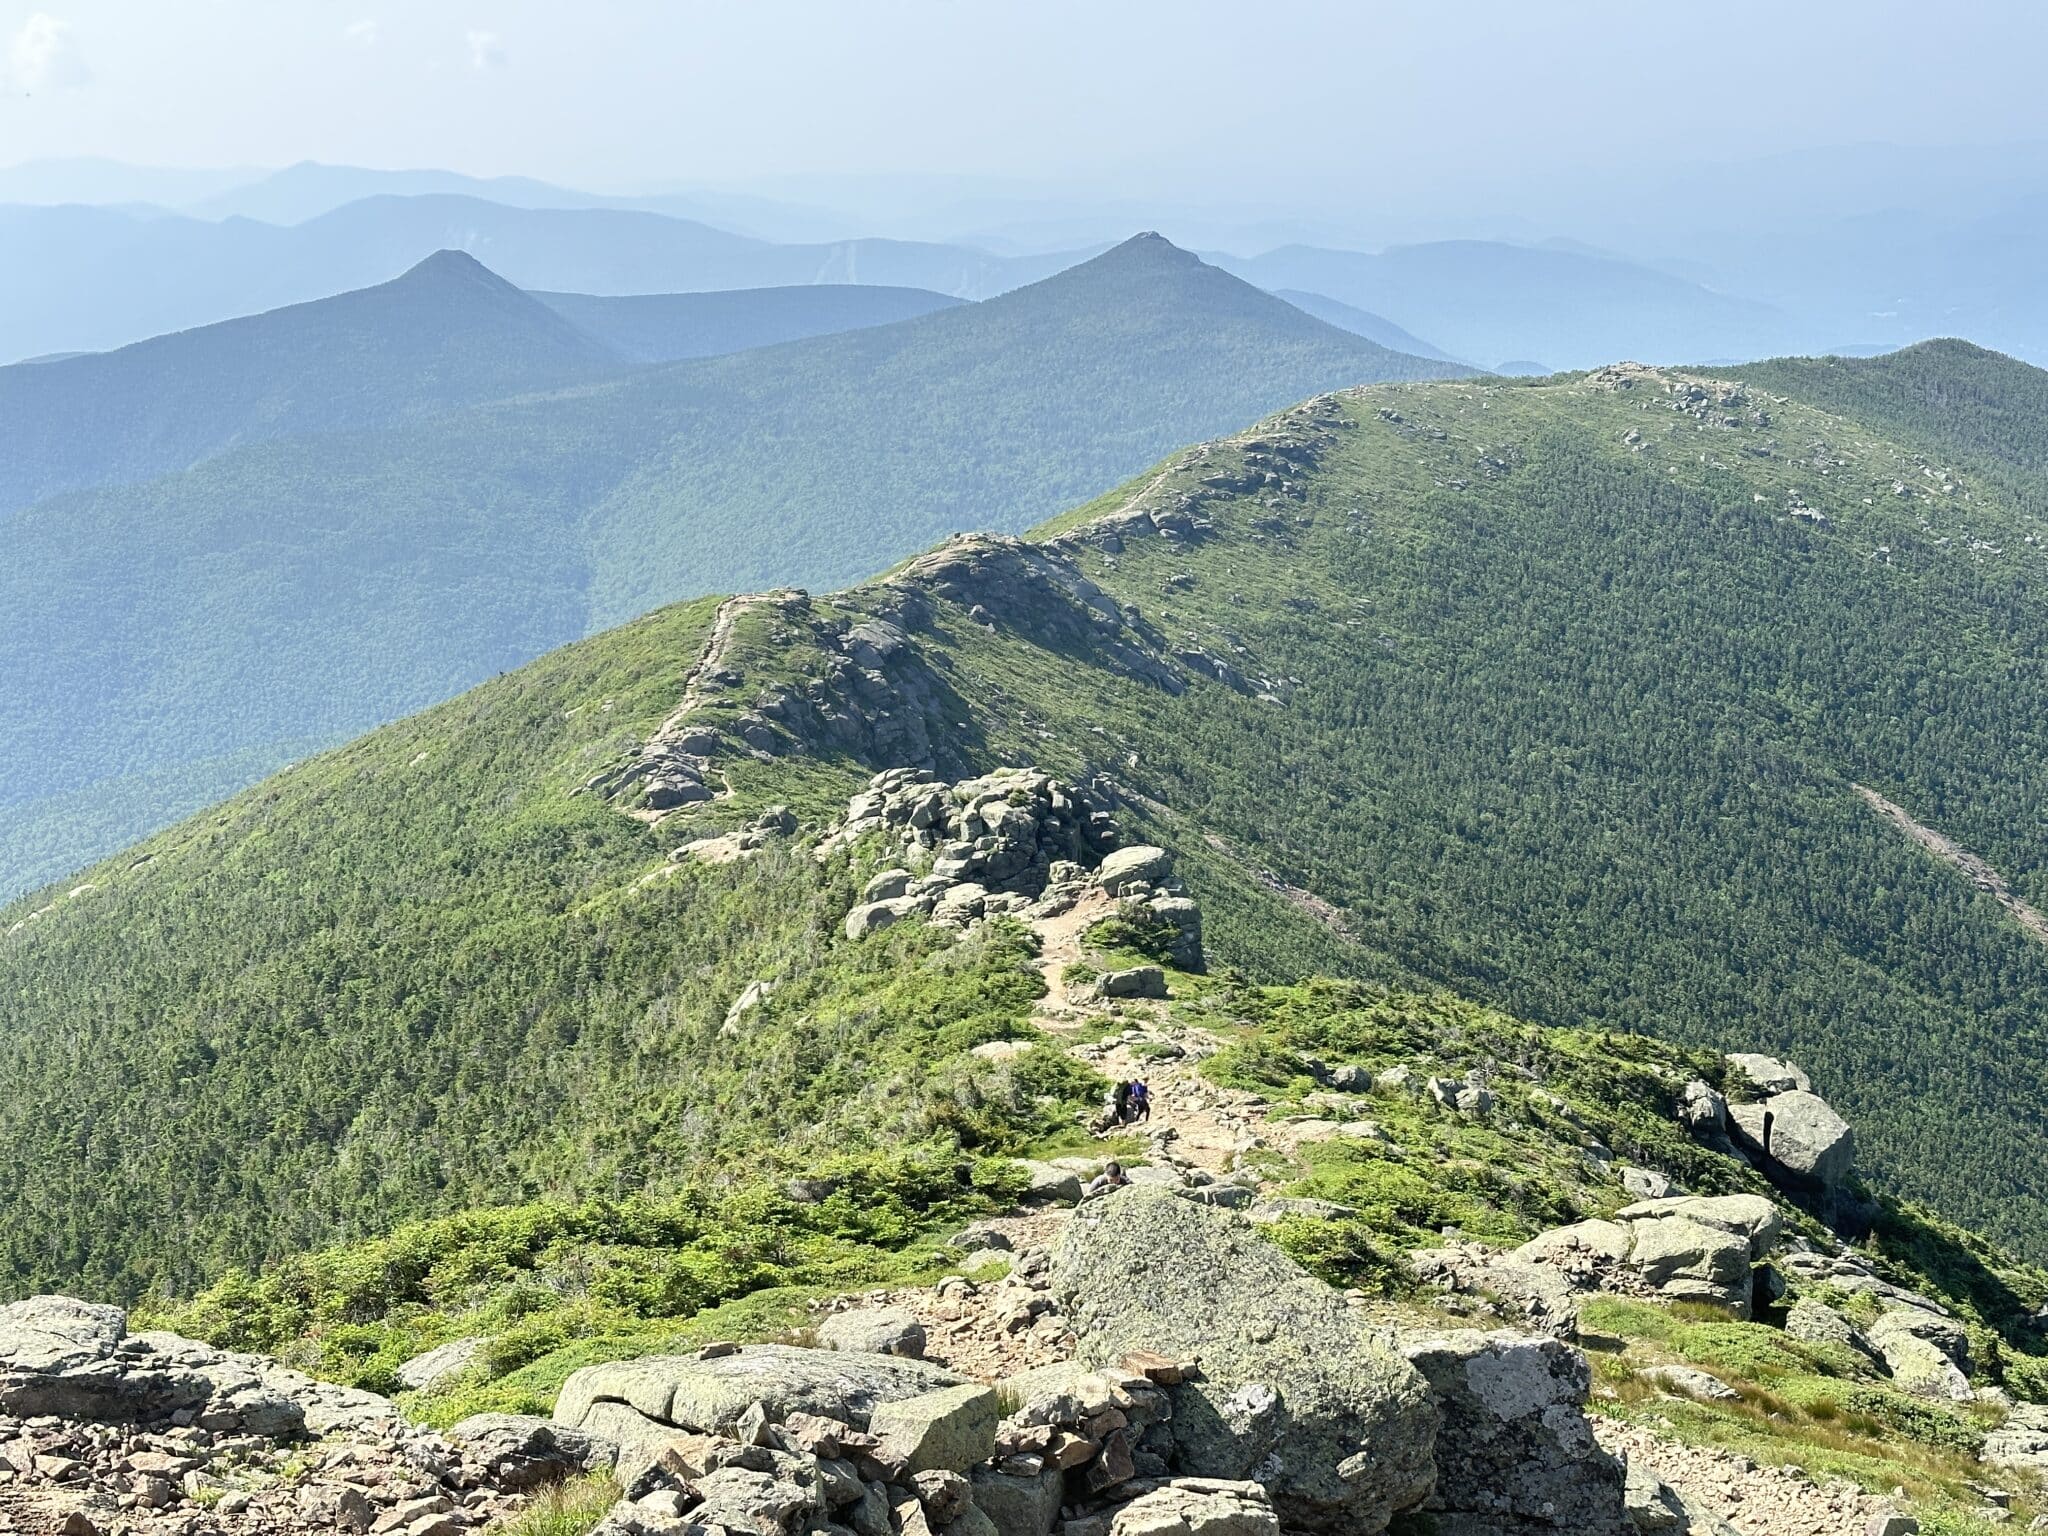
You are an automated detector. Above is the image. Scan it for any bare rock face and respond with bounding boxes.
[1497,1194,1784,1321]
[1727,1090,1854,1191]
[1395,1330,1629,1535]
[1053,1188,1436,1535]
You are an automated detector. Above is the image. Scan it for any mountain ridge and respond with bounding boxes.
[0,234,1464,900]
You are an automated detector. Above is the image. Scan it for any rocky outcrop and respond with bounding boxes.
[0,1295,396,1437]
[830,769,1203,972]
[0,1299,607,1534]
[554,1343,975,1486]
[1426,1194,1784,1325]
[1052,1187,1436,1534]
[1395,1331,1628,1535]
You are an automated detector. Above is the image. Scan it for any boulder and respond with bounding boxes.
[1784,1299,1880,1367]
[1866,1309,1972,1402]
[868,1383,999,1473]
[1396,1330,1629,1535]
[1096,967,1168,1001]
[1108,1480,1280,1536]
[1618,1167,1672,1201]
[1096,846,1174,896]
[1727,1092,1854,1190]
[556,1344,968,1441]
[819,1308,928,1360]
[445,1412,619,1489]
[1017,1162,1085,1206]
[0,1297,397,1435]
[396,1338,482,1393]
[1053,1187,1435,1533]
[971,1463,1065,1536]
[1621,1216,1753,1315]
[845,895,931,940]
[1726,1054,1812,1095]
[1641,1366,1738,1402]
[1614,1195,1783,1259]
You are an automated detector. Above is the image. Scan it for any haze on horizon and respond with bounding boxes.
[4,0,2047,250]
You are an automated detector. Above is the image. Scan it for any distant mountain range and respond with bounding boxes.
[0,234,1467,897]
[0,185,1822,371]
[0,255,972,518]
[0,195,1087,363]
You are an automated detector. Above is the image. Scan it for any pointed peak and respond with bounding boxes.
[394,249,517,291]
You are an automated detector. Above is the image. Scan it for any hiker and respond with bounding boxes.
[1082,1161,1129,1199]
[1128,1080,1152,1123]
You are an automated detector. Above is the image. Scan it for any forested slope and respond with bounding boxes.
[13,344,2048,1296]
[0,234,1459,901]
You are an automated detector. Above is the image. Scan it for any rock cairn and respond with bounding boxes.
[829,769,1200,969]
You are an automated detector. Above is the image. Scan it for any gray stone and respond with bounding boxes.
[1108,1482,1279,1536]
[868,1383,999,1473]
[1096,846,1174,896]
[845,895,931,940]
[1641,1365,1739,1401]
[1866,1310,1972,1402]
[691,1465,818,1531]
[396,1338,483,1393]
[819,1309,928,1360]
[1784,1299,1880,1367]
[1612,1195,1783,1259]
[447,1412,619,1488]
[1726,1054,1812,1095]
[1621,1216,1754,1316]
[1017,1162,1084,1206]
[971,1464,1065,1536]
[1618,1166,1672,1201]
[863,869,916,902]
[1623,1460,1686,1532]
[1097,967,1168,1000]
[1397,1329,1629,1535]
[1727,1092,1854,1190]
[1053,1187,1435,1534]
[556,1344,968,1439]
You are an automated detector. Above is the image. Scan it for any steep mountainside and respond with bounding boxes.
[0,234,1462,900]
[0,251,625,519]
[0,195,1082,362]
[533,284,964,363]
[11,344,2048,1292]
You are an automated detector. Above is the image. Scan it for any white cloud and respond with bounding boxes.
[465,28,505,71]
[7,12,90,93]
[344,18,380,49]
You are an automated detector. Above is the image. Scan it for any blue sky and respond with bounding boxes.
[2,0,2045,199]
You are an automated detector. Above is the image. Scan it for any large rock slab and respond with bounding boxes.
[1052,1187,1435,1534]
[1728,1091,1854,1190]
[1865,1309,1972,1402]
[0,1295,397,1435]
[869,1382,999,1473]
[556,1344,968,1439]
[1396,1330,1629,1535]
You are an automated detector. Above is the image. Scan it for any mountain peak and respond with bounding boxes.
[395,247,506,287]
